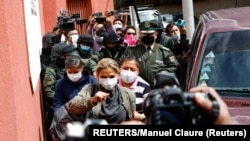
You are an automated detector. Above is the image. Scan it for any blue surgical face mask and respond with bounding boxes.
[79,45,91,52]
[113,24,122,30]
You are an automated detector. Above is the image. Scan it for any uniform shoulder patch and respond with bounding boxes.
[169,56,176,62]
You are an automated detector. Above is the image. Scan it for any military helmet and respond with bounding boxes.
[51,43,73,61]
[42,32,58,48]
[102,30,120,44]
[77,34,94,45]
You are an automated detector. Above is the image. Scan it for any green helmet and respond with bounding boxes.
[51,43,73,61]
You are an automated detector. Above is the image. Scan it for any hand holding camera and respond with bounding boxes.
[189,86,232,125]
[143,86,220,125]
[105,10,118,17]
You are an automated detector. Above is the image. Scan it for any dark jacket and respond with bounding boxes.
[43,63,65,102]
[53,70,97,112]
[40,47,52,80]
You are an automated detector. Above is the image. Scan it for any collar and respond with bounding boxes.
[143,43,155,50]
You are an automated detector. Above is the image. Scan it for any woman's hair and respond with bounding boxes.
[95,58,120,75]
[123,25,136,34]
[65,55,84,69]
[165,22,175,36]
[120,55,140,70]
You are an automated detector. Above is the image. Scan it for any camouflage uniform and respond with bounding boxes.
[91,45,126,65]
[72,50,97,73]
[91,30,126,65]
[43,64,65,101]
[73,34,97,73]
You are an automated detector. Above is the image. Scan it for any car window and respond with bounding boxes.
[198,30,250,89]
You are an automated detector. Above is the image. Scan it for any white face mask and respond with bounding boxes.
[61,34,66,43]
[120,69,138,83]
[71,35,79,48]
[99,77,118,90]
[172,33,180,42]
[71,34,79,43]
[67,72,82,82]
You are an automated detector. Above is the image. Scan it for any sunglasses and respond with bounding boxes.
[126,32,136,35]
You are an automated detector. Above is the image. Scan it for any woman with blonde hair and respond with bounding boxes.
[67,58,140,124]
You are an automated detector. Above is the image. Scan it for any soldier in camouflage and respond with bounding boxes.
[122,21,180,88]
[72,33,97,74]
[42,43,73,129]
[91,30,126,65]
[43,43,73,101]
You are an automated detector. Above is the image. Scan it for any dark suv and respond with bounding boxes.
[184,6,250,124]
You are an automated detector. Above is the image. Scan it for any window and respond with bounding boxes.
[197,30,250,89]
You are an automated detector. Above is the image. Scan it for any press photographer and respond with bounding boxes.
[142,72,233,125]
[56,9,88,46]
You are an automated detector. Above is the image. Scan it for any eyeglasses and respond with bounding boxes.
[126,32,136,35]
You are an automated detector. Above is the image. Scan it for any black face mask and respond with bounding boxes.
[141,35,155,45]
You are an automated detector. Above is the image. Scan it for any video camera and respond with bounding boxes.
[143,72,219,125]
[91,12,108,23]
[95,17,107,23]
[57,9,88,31]
[92,12,103,17]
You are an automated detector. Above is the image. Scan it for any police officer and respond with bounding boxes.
[122,21,180,88]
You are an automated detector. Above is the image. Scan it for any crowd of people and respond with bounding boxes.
[40,10,235,141]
